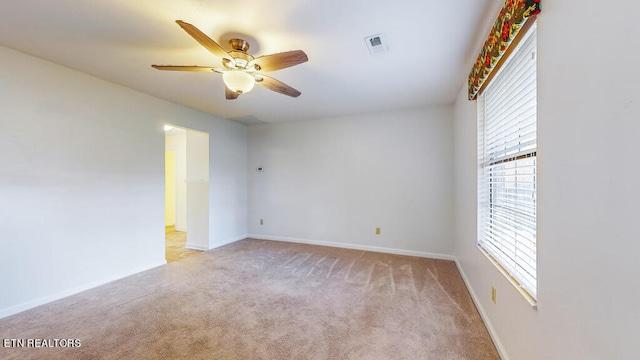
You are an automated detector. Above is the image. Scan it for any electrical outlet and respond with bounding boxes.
[491,286,497,304]
[260,219,263,225]
[376,227,381,235]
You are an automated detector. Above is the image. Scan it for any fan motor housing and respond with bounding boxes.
[229,51,253,64]
[229,39,250,52]
[228,39,253,65]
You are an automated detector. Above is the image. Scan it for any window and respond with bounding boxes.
[478,22,537,301]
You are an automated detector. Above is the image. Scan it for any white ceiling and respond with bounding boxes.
[0,0,499,124]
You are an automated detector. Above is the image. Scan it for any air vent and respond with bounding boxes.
[364,33,388,56]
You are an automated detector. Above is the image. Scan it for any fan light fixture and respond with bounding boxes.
[222,71,255,94]
[152,20,308,99]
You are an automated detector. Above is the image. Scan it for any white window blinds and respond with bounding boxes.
[478,22,537,299]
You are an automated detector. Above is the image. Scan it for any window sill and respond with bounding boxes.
[476,245,538,310]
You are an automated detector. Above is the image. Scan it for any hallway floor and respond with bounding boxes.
[166,226,203,262]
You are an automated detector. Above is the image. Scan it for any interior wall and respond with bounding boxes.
[452,1,640,359]
[185,129,209,250]
[166,132,187,231]
[164,149,176,226]
[0,45,247,318]
[248,107,454,257]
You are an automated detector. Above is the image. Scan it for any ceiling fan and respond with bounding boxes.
[152,20,308,100]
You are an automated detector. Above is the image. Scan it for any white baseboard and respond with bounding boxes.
[0,260,167,319]
[454,258,509,360]
[247,234,456,261]
[185,242,209,251]
[185,235,247,251]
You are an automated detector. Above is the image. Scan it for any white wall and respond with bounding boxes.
[452,1,640,359]
[164,149,176,226]
[166,132,187,230]
[248,107,453,257]
[185,129,209,250]
[0,46,247,318]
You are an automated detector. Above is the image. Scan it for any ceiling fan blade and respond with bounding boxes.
[249,50,308,72]
[225,86,240,100]
[175,20,234,64]
[151,65,218,72]
[256,75,302,97]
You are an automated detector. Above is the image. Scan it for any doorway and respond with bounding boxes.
[164,125,210,262]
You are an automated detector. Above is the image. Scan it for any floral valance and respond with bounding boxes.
[468,0,540,100]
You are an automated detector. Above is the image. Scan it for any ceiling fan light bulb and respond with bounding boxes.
[223,71,255,94]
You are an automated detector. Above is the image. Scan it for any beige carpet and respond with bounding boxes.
[0,239,499,360]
